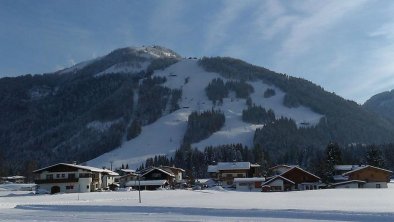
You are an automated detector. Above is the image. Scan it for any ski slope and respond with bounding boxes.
[88,59,323,169]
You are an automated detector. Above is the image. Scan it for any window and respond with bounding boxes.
[255,182,262,188]
[376,184,381,188]
[79,173,90,178]
[66,185,74,190]
[237,174,243,178]
[61,174,65,178]
[68,174,75,179]
[86,185,89,189]
[46,174,53,180]
[56,174,60,178]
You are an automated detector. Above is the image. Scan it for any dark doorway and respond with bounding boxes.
[51,186,60,194]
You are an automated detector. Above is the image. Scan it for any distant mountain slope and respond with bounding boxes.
[199,57,394,145]
[1,46,394,175]
[363,90,394,123]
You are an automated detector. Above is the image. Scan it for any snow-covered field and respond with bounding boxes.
[88,60,323,169]
[1,183,394,221]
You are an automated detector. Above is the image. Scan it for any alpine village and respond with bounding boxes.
[1,46,394,195]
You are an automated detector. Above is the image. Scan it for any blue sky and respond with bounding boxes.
[1,0,394,103]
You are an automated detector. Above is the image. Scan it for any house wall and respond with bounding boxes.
[37,177,92,193]
[364,182,387,188]
[36,169,102,193]
[235,181,263,192]
[266,179,284,191]
[218,170,249,186]
[348,168,390,183]
[335,183,360,189]
[102,175,116,188]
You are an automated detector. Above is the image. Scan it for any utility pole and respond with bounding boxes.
[138,174,141,203]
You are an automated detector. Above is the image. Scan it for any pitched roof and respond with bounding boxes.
[160,166,185,172]
[208,162,251,172]
[263,175,295,186]
[33,163,118,176]
[343,165,393,176]
[334,165,365,171]
[141,167,175,177]
[120,169,136,173]
[282,166,321,180]
[269,164,297,171]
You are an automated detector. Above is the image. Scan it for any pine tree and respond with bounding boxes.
[365,145,384,168]
[323,142,342,183]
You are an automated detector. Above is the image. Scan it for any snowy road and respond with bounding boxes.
[2,205,394,222]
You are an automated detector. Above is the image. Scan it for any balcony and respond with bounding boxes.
[35,178,79,184]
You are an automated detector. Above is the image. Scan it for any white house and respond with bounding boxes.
[233,178,266,192]
[33,163,119,194]
[207,162,261,187]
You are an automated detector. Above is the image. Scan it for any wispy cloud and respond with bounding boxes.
[203,0,252,53]
[277,1,368,59]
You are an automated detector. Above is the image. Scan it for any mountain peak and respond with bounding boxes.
[111,45,181,59]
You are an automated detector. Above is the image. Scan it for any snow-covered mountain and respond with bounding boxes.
[1,45,394,174]
[87,59,322,168]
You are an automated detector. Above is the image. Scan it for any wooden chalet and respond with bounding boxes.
[262,166,321,192]
[341,165,392,188]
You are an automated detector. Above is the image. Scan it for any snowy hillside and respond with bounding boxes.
[88,59,323,169]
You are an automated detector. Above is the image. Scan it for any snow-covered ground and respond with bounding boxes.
[1,183,394,221]
[88,59,323,169]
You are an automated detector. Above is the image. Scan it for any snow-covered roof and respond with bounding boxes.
[1,176,25,180]
[102,169,119,176]
[125,180,168,187]
[141,167,175,177]
[210,162,251,171]
[333,175,349,181]
[33,163,118,175]
[343,165,393,175]
[234,177,265,183]
[207,165,218,173]
[120,169,136,173]
[263,175,295,186]
[160,166,185,172]
[270,165,297,170]
[334,165,365,171]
